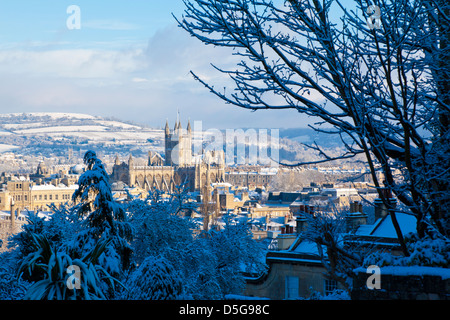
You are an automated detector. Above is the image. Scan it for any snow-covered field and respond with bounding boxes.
[13,125,111,134]
[0,112,97,120]
[0,144,19,152]
[0,112,165,149]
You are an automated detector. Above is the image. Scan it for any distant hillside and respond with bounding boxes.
[0,112,363,167]
[279,127,347,149]
[0,112,165,158]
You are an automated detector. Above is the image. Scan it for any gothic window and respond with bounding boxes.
[201,173,207,186]
[136,175,144,187]
[174,173,181,185]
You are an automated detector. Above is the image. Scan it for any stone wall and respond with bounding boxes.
[352,267,450,300]
[0,218,25,253]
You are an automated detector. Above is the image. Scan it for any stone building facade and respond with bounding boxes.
[0,203,27,253]
[0,181,78,212]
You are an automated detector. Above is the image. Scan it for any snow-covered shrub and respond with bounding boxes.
[7,211,46,258]
[125,256,182,300]
[9,204,83,261]
[363,233,450,268]
[165,215,267,300]
[126,192,195,265]
[0,252,30,300]
[404,234,450,267]
[18,233,122,300]
[307,289,351,300]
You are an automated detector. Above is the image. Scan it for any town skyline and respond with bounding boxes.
[0,0,447,304]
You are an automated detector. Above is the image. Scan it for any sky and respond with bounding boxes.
[0,0,307,129]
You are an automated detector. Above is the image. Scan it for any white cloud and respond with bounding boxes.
[0,48,145,80]
[0,23,312,129]
[82,20,140,31]
[132,77,149,83]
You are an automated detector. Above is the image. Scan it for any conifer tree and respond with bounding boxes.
[72,150,133,273]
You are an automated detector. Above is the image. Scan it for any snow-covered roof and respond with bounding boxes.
[354,266,450,280]
[291,239,321,256]
[211,182,232,188]
[31,184,78,191]
[356,212,417,238]
[0,210,51,220]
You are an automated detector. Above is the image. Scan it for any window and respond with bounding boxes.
[39,195,42,200]
[324,279,338,296]
[55,195,58,200]
[49,195,52,200]
[285,276,299,299]
[44,195,47,201]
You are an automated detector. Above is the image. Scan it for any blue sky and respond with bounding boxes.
[0,1,305,129]
[0,1,179,46]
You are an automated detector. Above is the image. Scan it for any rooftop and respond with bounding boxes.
[31,184,79,191]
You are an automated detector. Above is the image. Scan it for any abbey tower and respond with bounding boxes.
[164,119,192,167]
[111,119,225,193]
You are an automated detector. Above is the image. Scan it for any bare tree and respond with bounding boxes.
[302,211,362,292]
[176,0,450,255]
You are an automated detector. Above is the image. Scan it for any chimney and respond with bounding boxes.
[285,224,293,234]
[10,199,15,230]
[350,201,363,214]
[346,201,368,233]
[373,198,397,221]
[295,214,308,234]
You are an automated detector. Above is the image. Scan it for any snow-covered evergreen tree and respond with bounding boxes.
[71,150,133,275]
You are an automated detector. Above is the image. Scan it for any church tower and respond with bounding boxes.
[164,119,172,166]
[164,118,192,167]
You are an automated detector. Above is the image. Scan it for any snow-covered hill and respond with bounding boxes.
[0,112,363,168]
[0,112,165,157]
